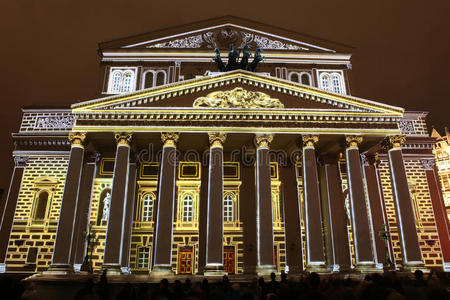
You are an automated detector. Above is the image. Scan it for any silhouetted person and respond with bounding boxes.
[267,272,279,294]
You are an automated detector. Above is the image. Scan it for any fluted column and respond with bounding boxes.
[48,132,86,274]
[204,133,227,275]
[103,133,132,274]
[345,136,377,270]
[384,135,424,270]
[362,153,394,268]
[420,159,450,271]
[255,134,276,275]
[0,156,28,273]
[152,132,179,276]
[302,135,327,271]
[71,153,99,272]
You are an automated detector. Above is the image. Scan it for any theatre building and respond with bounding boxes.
[0,16,449,276]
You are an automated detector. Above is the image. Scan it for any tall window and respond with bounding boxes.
[142,70,167,89]
[319,72,345,94]
[33,191,49,222]
[301,73,311,85]
[137,247,150,269]
[224,194,234,222]
[142,193,154,222]
[183,195,193,222]
[289,72,311,86]
[108,69,136,93]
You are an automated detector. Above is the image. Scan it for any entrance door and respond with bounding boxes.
[224,246,235,274]
[178,247,193,274]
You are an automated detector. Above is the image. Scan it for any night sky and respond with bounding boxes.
[0,1,449,195]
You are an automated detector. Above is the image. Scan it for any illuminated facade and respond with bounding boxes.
[432,128,450,218]
[0,16,449,276]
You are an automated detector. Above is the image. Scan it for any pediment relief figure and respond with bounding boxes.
[193,87,284,109]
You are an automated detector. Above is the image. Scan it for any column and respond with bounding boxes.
[103,133,132,274]
[362,153,394,268]
[70,153,99,271]
[47,133,86,273]
[255,134,276,275]
[384,135,424,270]
[0,156,28,273]
[420,159,450,271]
[345,136,377,270]
[204,133,227,275]
[321,154,351,272]
[152,132,179,276]
[302,135,327,271]
[279,161,303,273]
[120,162,137,274]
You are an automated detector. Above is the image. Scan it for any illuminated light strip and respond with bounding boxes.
[72,71,404,114]
[302,146,311,266]
[122,23,336,52]
[324,164,337,271]
[346,147,360,264]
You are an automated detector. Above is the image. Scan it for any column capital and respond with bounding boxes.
[208,132,227,148]
[13,156,28,167]
[161,132,179,147]
[255,134,273,148]
[68,132,87,148]
[346,135,363,148]
[420,159,435,170]
[302,135,319,147]
[114,133,132,147]
[361,153,379,166]
[382,135,406,150]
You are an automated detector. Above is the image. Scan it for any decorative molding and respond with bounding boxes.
[302,135,319,147]
[360,153,378,166]
[240,32,309,51]
[68,132,87,147]
[420,159,435,170]
[399,120,415,134]
[255,134,273,148]
[346,135,363,148]
[147,34,205,48]
[14,156,29,167]
[114,133,132,146]
[161,132,179,147]
[193,87,284,109]
[35,115,73,130]
[208,132,227,148]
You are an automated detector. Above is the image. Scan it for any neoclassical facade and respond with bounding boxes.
[0,16,449,276]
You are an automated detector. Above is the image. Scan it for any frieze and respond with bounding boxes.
[35,115,74,130]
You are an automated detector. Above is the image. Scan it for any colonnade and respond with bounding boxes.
[0,132,430,274]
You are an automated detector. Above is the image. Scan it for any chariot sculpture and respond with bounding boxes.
[213,44,265,72]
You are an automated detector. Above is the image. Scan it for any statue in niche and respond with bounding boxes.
[102,192,111,221]
[212,44,265,72]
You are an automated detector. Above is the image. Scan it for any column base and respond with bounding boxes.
[121,267,131,275]
[203,264,226,276]
[401,261,426,272]
[306,262,330,273]
[443,262,450,272]
[285,265,303,274]
[354,261,383,273]
[256,264,277,276]
[150,265,174,277]
[0,263,6,273]
[44,264,73,275]
[102,263,122,275]
[73,264,82,273]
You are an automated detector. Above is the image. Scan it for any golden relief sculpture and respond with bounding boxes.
[193,87,284,109]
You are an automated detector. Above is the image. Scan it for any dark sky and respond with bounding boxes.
[0,0,449,192]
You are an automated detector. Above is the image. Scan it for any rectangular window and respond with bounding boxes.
[26,247,38,264]
[137,247,150,269]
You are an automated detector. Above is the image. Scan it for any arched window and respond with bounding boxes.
[122,71,134,92]
[301,73,311,85]
[224,194,234,222]
[155,71,166,87]
[320,74,330,91]
[144,72,154,89]
[289,73,300,83]
[182,195,193,222]
[110,71,122,93]
[142,193,154,222]
[331,74,342,94]
[108,69,136,93]
[34,191,49,221]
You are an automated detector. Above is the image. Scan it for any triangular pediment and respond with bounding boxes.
[99,16,351,53]
[72,70,403,117]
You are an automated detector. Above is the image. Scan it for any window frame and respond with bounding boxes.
[317,70,346,94]
[107,67,137,94]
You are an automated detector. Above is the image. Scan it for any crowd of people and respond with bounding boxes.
[1,269,448,300]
